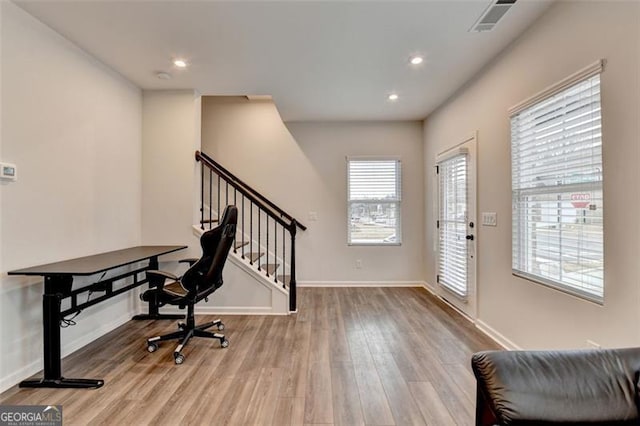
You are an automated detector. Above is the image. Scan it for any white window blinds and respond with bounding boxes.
[438,153,469,298]
[347,159,401,245]
[511,72,604,302]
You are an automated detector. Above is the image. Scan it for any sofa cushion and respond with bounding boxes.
[472,349,640,424]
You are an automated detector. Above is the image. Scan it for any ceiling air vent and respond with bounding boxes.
[470,0,517,32]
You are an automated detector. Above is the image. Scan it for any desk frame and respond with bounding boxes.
[9,246,186,389]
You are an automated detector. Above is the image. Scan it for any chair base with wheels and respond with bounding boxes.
[146,303,228,364]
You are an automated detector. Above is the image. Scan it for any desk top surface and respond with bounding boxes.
[8,245,187,276]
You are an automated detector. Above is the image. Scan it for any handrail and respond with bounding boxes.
[196,151,307,231]
[212,168,291,229]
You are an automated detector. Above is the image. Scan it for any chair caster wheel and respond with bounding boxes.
[178,322,186,329]
[217,322,225,331]
[174,353,185,364]
[147,342,158,353]
[221,338,229,348]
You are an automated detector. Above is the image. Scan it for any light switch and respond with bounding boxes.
[482,212,497,227]
[308,211,318,221]
[0,162,17,181]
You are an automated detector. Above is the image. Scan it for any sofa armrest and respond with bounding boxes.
[471,349,640,425]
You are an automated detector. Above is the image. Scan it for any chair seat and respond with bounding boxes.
[163,281,188,297]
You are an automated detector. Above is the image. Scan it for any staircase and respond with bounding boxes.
[195,150,306,313]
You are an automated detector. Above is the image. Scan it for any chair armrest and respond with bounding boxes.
[146,270,179,284]
[141,270,180,302]
[179,258,199,266]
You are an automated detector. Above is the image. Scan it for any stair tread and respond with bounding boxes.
[200,218,219,224]
[260,263,280,276]
[247,252,264,262]
[277,274,291,288]
[234,241,249,249]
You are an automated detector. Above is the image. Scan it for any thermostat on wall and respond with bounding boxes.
[0,162,17,181]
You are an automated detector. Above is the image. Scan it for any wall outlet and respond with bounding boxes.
[355,259,362,269]
[482,212,497,226]
[308,211,318,221]
[586,340,602,349]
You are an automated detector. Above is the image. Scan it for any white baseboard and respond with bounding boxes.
[161,306,289,316]
[297,280,425,288]
[475,320,521,350]
[0,310,135,394]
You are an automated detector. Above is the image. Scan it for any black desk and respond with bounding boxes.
[8,245,187,389]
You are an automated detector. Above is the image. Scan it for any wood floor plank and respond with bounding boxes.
[408,381,457,426]
[0,288,500,425]
[273,397,305,426]
[280,321,312,398]
[304,329,333,424]
[242,367,285,425]
[372,351,427,425]
[352,361,396,426]
[331,361,365,426]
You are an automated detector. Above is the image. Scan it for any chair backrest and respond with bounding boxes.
[181,205,238,296]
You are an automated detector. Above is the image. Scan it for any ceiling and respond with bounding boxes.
[16,0,553,122]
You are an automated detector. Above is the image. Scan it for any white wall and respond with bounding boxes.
[0,1,5,382]
[0,2,142,391]
[201,97,425,284]
[141,90,201,260]
[423,1,640,349]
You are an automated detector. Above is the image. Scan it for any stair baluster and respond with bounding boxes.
[257,209,261,271]
[250,201,254,265]
[209,168,213,230]
[241,195,245,259]
[200,166,205,230]
[217,175,221,222]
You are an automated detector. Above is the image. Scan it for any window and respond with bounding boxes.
[347,158,401,245]
[511,63,604,302]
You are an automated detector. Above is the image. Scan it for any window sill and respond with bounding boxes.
[512,270,604,305]
[348,242,402,247]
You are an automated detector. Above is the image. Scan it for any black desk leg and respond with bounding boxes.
[20,276,104,389]
[131,255,184,321]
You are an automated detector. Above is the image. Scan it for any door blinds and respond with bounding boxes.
[438,153,469,298]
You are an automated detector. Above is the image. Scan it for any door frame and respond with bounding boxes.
[435,132,478,320]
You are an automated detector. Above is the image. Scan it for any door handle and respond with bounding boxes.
[466,234,474,241]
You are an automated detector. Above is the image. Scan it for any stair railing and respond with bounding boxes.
[195,150,306,312]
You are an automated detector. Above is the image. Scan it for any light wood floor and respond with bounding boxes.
[0,287,500,425]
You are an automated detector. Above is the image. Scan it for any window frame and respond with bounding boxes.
[510,60,605,304]
[346,156,402,246]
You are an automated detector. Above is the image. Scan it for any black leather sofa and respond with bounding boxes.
[471,348,640,425]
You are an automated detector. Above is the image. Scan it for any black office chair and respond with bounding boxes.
[142,205,238,364]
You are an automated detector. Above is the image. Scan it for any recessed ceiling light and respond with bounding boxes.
[388,93,399,101]
[409,56,424,65]
[173,59,188,68]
